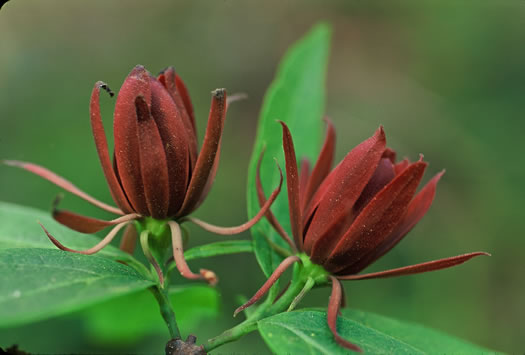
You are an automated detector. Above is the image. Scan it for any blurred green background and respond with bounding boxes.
[1,0,523,353]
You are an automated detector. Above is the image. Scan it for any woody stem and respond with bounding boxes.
[149,285,181,340]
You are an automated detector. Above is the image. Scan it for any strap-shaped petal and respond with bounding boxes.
[345,171,444,274]
[303,127,386,255]
[322,160,426,273]
[41,221,131,255]
[168,221,217,285]
[234,255,301,317]
[90,82,134,214]
[113,66,151,214]
[280,121,303,250]
[177,89,227,217]
[256,150,296,251]
[186,160,283,235]
[302,118,336,211]
[3,160,123,215]
[337,252,490,280]
[135,96,171,219]
[157,68,198,169]
[53,207,139,234]
[327,276,363,352]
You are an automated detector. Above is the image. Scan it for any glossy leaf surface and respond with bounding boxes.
[0,248,154,327]
[246,23,331,276]
[258,309,497,354]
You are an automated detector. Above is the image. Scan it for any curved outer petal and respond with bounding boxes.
[327,276,363,352]
[53,208,139,234]
[322,160,427,273]
[135,96,171,219]
[336,252,490,280]
[90,82,134,214]
[280,122,303,250]
[344,171,445,274]
[149,78,191,216]
[113,65,151,215]
[3,160,123,215]
[177,89,227,217]
[303,127,387,255]
[157,68,198,168]
[302,118,336,211]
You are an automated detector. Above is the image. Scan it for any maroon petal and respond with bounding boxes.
[3,160,123,215]
[119,223,138,254]
[90,82,134,214]
[347,171,445,273]
[40,221,131,255]
[337,252,490,280]
[327,276,363,352]
[135,96,171,219]
[177,89,227,217]
[113,65,151,215]
[302,118,336,211]
[234,255,301,317]
[176,72,197,135]
[185,160,284,235]
[53,206,139,234]
[351,157,395,215]
[280,121,303,250]
[394,158,410,175]
[168,221,217,285]
[298,157,311,209]
[323,160,427,273]
[157,68,198,168]
[303,127,386,256]
[257,150,296,251]
[382,147,397,164]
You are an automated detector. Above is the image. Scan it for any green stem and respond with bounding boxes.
[204,264,307,352]
[149,285,181,339]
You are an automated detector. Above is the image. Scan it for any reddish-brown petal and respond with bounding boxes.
[346,171,445,274]
[169,221,217,285]
[40,221,131,255]
[351,158,395,215]
[303,127,387,256]
[135,95,171,219]
[298,157,311,209]
[280,121,303,250]
[113,65,152,215]
[177,89,227,217]
[175,73,197,135]
[90,82,134,214]
[257,150,296,251]
[382,147,397,164]
[119,223,138,254]
[186,160,283,235]
[322,160,427,273]
[337,252,490,280]
[3,160,123,215]
[302,118,336,211]
[394,158,410,175]
[157,68,198,168]
[234,255,301,317]
[53,206,139,234]
[327,276,363,352]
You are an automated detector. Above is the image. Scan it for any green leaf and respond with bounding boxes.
[246,23,332,277]
[81,285,220,345]
[0,248,154,327]
[184,240,253,261]
[0,201,133,261]
[258,309,498,354]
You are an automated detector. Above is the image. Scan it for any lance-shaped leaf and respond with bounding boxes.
[246,23,331,277]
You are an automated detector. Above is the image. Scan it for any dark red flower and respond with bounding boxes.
[238,120,489,351]
[5,65,281,284]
